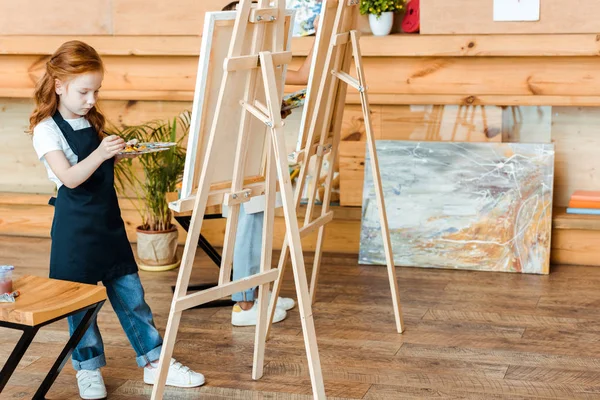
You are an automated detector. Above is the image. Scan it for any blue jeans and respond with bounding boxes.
[232,207,264,302]
[67,273,163,370]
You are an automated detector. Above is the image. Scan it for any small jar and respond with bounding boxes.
[0,265,14,294]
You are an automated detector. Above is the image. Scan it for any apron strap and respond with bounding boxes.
[52,111,80,156]
[48,196,56,206]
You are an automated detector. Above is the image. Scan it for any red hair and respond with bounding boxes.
[28,40,106,138]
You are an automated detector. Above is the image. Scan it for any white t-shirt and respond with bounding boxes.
[32,116,91,190]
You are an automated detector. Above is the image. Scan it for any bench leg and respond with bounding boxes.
[32,300,105,400]
[0,325,39,393]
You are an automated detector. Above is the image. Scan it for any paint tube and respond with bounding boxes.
[0,291,20,303]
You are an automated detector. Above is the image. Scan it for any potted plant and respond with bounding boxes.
[111,111,190,272]
[360,0,407,36]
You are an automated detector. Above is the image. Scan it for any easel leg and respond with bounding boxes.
[350,31,404,333]
[308,20,355,304]
[152,218,202,399]
[150,311,183,399]
[271,122,326,400]
[266,245,289,339]
[152,77,220,399]
[309,139,340,304]
[253,139,277,380]
[152,202,208,399]
[269,0,350,336]
[266,148,313,339]
[261,51,326,399]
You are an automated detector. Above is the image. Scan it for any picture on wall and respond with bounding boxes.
[359,141,555,274]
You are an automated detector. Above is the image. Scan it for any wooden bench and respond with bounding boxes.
[0,275,106,399]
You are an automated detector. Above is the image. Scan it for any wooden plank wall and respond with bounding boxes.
[0,1,234,36]
[420,0,600,35]
[3,1,600,265]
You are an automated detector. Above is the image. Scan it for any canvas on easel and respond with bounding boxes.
[173,8,294,212]
[267,0,405,336]
[151,1,326,399]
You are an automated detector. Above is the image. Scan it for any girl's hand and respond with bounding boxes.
[281,106,292,120]
[97,135,125,160]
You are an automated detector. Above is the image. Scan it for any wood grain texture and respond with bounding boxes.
[2,236,600,398]
[0,193,362,253]
[420,0,600,35]
[112,0,233,35]
[0,1,112,35]
[0,98,194,194]
[0,275,106,326]
[551,229,600,267]
[2,192,600,264]
[552,106,600,207]
[553,207,600,231]
[0,1,227,36]
[339,141,367,207]
[6,54,600,105]
[7,34,600,58]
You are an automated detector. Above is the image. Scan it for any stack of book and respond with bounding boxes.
[567,190,600,215]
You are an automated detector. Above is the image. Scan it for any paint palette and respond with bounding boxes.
[119,142,177,155]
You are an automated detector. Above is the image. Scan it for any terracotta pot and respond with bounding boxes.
[135,226,179,272]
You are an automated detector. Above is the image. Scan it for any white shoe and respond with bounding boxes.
[76,369,107,400]
[231,301,287,327]
[270,291,295,311]
[144,358,205,388]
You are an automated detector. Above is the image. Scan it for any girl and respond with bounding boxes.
[29,41,204,400]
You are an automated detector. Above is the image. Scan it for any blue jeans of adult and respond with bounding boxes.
[232,206,264,303]
[67,272,163,370]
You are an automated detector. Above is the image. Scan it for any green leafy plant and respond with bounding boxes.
[360,0,406,18]
[111,110,190,232]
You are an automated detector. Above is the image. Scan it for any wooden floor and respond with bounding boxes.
[2,237,600,399]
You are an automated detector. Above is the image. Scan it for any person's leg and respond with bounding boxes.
[230,207,291,326]
[68,307,106,371]
[231,206,264,309]
[68,306,108,399]
[104,272,205,388]
[103,272,162,367]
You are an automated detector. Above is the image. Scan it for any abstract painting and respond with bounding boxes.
[359,141,555,274]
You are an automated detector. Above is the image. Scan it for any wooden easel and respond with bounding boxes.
[267,0,405,336]
[150,1,326,399]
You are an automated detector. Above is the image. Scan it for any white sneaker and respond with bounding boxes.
[144,358,205,388]
[231,302,287,326]
[76,369,107,400]
[270,291,295,311]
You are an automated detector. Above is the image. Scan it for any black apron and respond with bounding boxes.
[48,111,138,284]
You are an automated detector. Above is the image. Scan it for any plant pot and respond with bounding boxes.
[369,11,394,36]
[136,226,180,272]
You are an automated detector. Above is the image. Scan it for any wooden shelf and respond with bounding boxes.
[553,207,600,231]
